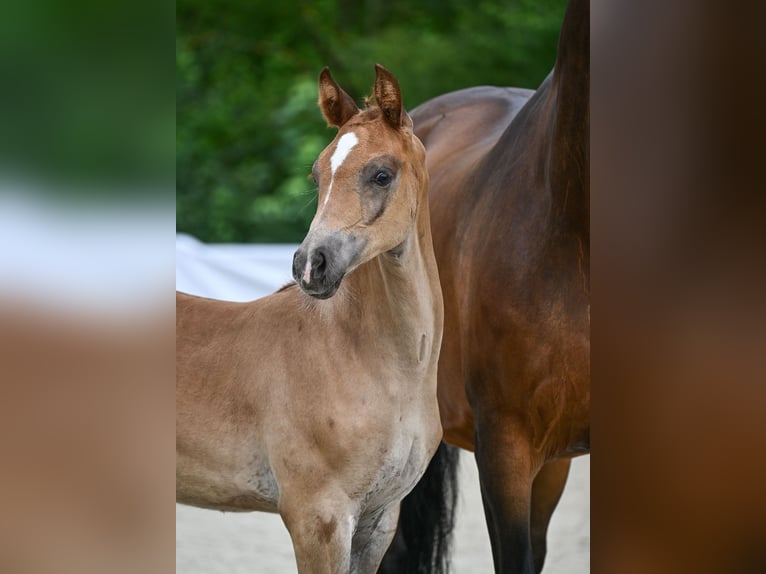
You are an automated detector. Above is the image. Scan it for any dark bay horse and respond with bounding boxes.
[380,1,589,572]
[177,65,444,573]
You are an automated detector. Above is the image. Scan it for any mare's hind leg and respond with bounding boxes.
[530,458,571,573]
[279,491,356,574]
[475,419,538,574]
[351,504,400,574]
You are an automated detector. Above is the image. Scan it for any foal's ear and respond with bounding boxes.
[374,64,407,129]
[318,67,360,128]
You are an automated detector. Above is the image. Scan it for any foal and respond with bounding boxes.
[176,64,443,574]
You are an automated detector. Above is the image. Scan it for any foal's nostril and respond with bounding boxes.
[312,248,327,280]
[292,251,299,273]
[292,250,304,282]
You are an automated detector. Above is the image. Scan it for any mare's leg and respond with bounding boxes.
[279,490,356,574]
[530,458,571,573]
[351,504,400,574]
[475,417,538,574]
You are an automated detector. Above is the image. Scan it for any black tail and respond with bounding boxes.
[378,441,461,574]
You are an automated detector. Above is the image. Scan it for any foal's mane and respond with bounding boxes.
[275,282,297,293]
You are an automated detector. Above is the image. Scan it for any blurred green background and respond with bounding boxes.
[0,0,174,194]
[177,0,567,243]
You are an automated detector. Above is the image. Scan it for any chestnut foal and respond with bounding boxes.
[176,64,443,574]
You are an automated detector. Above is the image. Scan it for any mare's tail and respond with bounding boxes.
[378,441,461,574]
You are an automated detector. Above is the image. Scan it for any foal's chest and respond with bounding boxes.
[352,394,441,512]
[360,431,433,512]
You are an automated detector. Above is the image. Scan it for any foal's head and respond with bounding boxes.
[292,64,427,300]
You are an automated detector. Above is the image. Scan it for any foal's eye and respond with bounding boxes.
[373,171,392,187]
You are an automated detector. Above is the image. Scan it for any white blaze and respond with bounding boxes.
[302,259,312,284]
[330,132,359,174]
[322,131,358,208]
[307,131,359,283]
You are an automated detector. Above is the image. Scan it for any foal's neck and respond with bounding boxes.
[338,207,440,341]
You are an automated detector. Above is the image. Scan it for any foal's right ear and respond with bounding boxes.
[318,67,360,128]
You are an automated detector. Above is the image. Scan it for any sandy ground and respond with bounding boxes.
[176,452,589,573]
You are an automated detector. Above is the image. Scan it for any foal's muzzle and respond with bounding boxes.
[292,242,344,299]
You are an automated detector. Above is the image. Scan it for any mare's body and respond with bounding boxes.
[382,1,589,572]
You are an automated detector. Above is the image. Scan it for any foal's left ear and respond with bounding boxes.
[374,64,408,130]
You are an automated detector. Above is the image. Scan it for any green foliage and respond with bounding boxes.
[177,0,567,243]
[1,0,174,192]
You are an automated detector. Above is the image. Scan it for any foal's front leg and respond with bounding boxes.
[349,504,400,574]
[280,490,357,574]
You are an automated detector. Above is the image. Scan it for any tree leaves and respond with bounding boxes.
[176,0,567,243]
